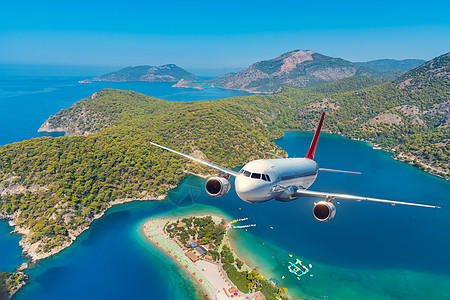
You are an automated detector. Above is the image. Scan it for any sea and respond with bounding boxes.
[1,69,450,300]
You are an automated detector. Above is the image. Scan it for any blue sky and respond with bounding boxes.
[1,0,449,72]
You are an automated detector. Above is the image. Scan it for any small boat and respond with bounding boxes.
[270,226,274,230]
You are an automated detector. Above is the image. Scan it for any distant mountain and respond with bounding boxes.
[395,53,449,83]
[93,64,199,82]
[355,59,426,72]
[207,50,395,93]
[264,52,449,178]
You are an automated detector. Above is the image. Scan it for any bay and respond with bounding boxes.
[0,73,250,273]
[1,73,450,299]
[14,132,450,300]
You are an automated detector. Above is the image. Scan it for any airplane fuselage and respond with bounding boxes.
[235,158,318,203]
[149,111,440,222]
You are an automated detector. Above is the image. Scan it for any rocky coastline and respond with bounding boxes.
[2,195,166,265]
[172,79,204,90]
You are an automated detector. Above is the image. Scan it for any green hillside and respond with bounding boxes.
[0,52,449,260]
[355,59,426,72]
[94,64,199,82]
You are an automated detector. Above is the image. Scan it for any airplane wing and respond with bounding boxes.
[294,189,441,209]
[149,140,238,177]
[318,168,361,174]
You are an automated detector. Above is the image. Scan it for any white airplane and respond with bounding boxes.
[149,112,440,222]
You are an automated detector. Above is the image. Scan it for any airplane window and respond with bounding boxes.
[251,173,261,179]
[262,174,267,181]
[266,174,271,182]
[238,169,244,175]
[243,170,251,177]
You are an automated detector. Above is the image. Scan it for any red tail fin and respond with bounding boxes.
[305,112,325,160]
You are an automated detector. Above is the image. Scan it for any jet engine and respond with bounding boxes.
[205,176,231,197]
[312,201,336,222]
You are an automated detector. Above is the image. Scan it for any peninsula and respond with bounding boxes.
[172,79,204,90]
[143,214,288,300]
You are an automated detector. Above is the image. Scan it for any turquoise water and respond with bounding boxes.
[2,73,450,299]
[0,219,25,271]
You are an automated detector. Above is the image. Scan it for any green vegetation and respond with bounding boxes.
[94,64,199,82]
[165,216,225,249]
[0,88,288,255]
[0,272,27,299]
[0,52,448,263]
[164,216,289,299]
[220,245,288,299]
[355,58,425,72]
[209,50,398,93]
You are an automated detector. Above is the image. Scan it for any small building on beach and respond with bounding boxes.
[185,251,199,262]
[195,246,207,256]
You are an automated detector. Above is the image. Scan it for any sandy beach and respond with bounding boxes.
[143,215,265,300]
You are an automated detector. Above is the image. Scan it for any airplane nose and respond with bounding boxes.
[235,176,256,201]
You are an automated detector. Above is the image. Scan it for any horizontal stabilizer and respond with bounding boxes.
[319,168,361,175]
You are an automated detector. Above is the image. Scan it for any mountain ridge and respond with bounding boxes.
[207,50,399,93]
[355,59,426,72]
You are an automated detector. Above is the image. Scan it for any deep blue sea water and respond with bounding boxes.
[0,75,251,146]
[2,73,450,299]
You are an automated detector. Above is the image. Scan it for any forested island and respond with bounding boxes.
[93,64,199,83]
[0,51,448,298]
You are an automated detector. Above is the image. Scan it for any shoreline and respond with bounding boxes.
[1,196,166,298]
[3,128,445,261]
[2,127,446,298]
[2,128,444,267]
[142,214,268,300]
[280,129,449,180]
[5,196,166,266]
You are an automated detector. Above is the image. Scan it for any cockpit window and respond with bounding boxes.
[251,173,261,179]
[241,170,270,182]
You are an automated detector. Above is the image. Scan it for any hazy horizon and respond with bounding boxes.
[0,54,435,77]
[1,0,449,70]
